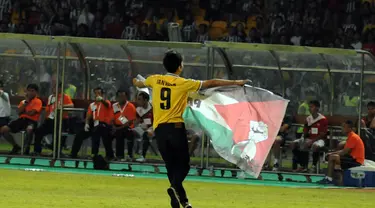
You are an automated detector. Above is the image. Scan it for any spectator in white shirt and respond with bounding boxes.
[290,26,302,46]
[0,0,11,21]
[69,0,82,23]
[103,4,116,25]
[342,15,357,33]
[0,81,10,127]
[121,19,138,40]
[77,2,94,29]
[195,24,209,43]
[34,14,51,35]
[351,32,362,49]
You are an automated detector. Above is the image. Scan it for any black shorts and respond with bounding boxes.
[8,118,38,133]
[341,155,362,170]
[0,117,10,127]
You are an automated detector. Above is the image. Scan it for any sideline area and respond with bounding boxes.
[0,156,344,189]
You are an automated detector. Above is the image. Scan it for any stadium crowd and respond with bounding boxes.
[0,0,374,50]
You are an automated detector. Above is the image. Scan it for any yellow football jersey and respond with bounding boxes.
[144,73,201,129]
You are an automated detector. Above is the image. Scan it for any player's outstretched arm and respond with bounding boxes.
[133,78,146,88]
[201,79,250,89]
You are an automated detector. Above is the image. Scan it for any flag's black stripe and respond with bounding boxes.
[201,86,288,103]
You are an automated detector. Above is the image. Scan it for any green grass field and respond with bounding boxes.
[0,169,372,208]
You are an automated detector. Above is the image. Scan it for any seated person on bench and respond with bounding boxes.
[265,115,292,171]
[291,100,328,172]
[318,120,364,185]
[134,92,154,162]
[33,82,74,156]
[186,129,200,156]
[1,84,42,154]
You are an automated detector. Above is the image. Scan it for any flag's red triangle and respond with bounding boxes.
[214,100,287,172]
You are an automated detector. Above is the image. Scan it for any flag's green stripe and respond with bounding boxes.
[183,108,234,151]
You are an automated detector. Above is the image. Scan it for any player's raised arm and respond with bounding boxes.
[133,75,155,88]
[201,79,250,89]
[133,78,146,88]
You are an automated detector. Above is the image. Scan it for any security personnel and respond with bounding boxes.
[70,87,114,159]
[112,89,136,161]
[33,82,74,155]
[133,50,248,208]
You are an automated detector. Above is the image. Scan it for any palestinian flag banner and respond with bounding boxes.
[183,85,289,177]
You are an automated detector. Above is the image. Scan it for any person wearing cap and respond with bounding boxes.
[70,87,114,159]
[1,84,42,154]
[33,82,74,156]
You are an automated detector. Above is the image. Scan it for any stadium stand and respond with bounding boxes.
[0,0,370,49]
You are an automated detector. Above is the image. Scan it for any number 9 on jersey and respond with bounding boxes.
[160,87,171,110]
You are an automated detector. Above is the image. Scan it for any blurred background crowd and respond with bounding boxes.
[0,0,373,116]
[0,0,374,50]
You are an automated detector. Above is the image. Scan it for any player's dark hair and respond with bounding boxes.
[345,120,354,128]
[368,101,375,108]
[309,100,320,108]
[0,80,4,87]
[138,91,150,101]
[163,50,183,73]
[27,84,39,92]
[93,87,104,94]
[116,89,129,97]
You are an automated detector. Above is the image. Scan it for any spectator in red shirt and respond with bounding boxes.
[291,100,328,172]
[33,82,74,156]
[104,13,124,39]
[112,89,137,161]
[70,87,114,159]
[1,84,42,155]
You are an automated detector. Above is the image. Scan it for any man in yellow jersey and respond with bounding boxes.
[133,50,248,208]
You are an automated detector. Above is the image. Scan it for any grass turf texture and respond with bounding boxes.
[0,169,372,208]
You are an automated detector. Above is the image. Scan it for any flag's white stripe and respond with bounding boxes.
[189,92,238,129]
